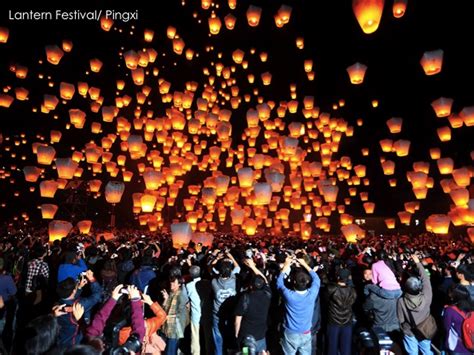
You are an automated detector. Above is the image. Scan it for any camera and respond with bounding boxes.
[111,333,142,354]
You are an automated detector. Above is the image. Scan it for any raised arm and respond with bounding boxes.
[86,284,122,337]
[244,258,267,284]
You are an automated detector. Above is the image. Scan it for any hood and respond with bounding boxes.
[404,293,423,310]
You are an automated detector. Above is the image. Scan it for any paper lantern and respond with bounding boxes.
[386,117,403,134]
[77,220,92,234]
[224,14,236,30]
[141,194,157,212]
[450,188,469,207]
[192,232,214,247]
[385,218,396,229]
[247,5,262,27]
[171,222,192,248]
[143,170,162,190]
[393,0,407,18]
[238,167,254,188]
[231,209,245,225]
[420,49,444,76]
[460,106,474,127]
[363,202,375,214]
[88,179,102,192]
[41,204,58,219]
[40,180,59,198]
[426,214,450,234]
[202,187,217,206]
[253,183,272,205]
[346,62,367,84]
[452,167,471,187]
[437,126,451,142]
[398,211,412,225]
[243,218,258,236]
[105,181,125,204]
[49,220,73,242]
[341,224,365,243]
[437,158,454,174]
[393,139,410,157]
[60,82,75,100]
[320,184,339,203]
[381,160,395,175]
[431,97,453,118]
[208,14,222,35]
[23,166,42,182]
[0,27,9,43]
[55,158,78,179]
[352,0,384,34]
[45,45,64,65]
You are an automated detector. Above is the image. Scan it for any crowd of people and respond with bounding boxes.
[0,226,473,355]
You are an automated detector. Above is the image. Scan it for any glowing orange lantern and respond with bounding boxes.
[352,0,384,34]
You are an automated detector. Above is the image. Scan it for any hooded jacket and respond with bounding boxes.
[397,262,432,336]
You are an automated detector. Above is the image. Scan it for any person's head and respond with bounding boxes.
[363,268,372,282]
[457,264,473,283]
[336,268,351,285]
[404,276,423,295]
[294,270,311,291]
[189,265,201,280]
[251,275,265,290]
[32,244,47,260]
[449,284,474,313]
[19,314,59,355]
[56,277,78,299]
[64,251,78,265]
[102,259,117,273]
[169,276,180,293]
[64,344,100,355]
[219,261,233,279]
[169,266,182,279]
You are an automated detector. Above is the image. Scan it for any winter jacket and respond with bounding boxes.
[57,258,88,283]
[397,262,432,336]
[326,283,357,326]
[363,289,400,332]
[57,281,103,346]
[119,302,167,345]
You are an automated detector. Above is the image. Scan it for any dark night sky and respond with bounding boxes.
[0,0,473,230]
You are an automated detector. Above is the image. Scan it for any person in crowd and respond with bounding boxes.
[130,255,157,293]
[56,269,103,346]
[325,268,357,355]
[277,253,321,355]
[161,273,190,355]
[397,254,434,355]
[235,258,271,353]
[100,259,118,299]
[455,264,474,301]
[211,250,240,355]
[117,247,135,284]
[0,257,16,347]
[25,243,49,294]
[186,265,204,355]
[442,284,474,355]
[58,250,88,283]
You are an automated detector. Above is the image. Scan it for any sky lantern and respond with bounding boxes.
[173,37,185,55]
[341,224,365,243]
[105,181,125,204]
[437,126,451,142]
[171,222,192,248]
[430,148,441,160]
[62,40,73,52]
[437,157,454,174]
[385,218,396,229]
[247,5,262,27]
[393,0,407,18]
[379,139,393,152]
[208,14,222,35]
[452,167,471,187]
[352,0,385,34]
[253,183,272,205]
[381,160,395,175]
[238,167,254,188]
[88,179,102,192]
[386,117,403,133]
[23,166,42,182]
[275,5,292,27]
[393,139,410,156]
[89,58,103,73]
[77,220,92,234]
[59,82,75,100]
[141,194,157,212]
[420,49,444,76]
[36,145,56,165]
[224,14,237,30]
[0,27,9,43]
[41,204,58,219]
[0,94,14,108]
[398,211,412,225]
[45,45,64,65]
[346,62,367,84]
[363,202,375,214]
[460,106,474,127]
[49,220,73,242]
[40,180,59,198]
[100,16,113,31]
[450,188,469,207]
[431,97,453,117]
[55,158,77,179]
[426,214,450,234]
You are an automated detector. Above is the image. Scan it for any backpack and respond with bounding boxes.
[452,306,474,350]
